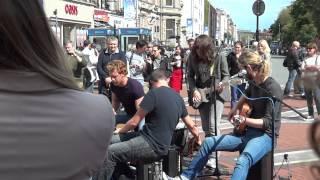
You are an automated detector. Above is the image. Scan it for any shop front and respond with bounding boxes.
[43,0,94,48]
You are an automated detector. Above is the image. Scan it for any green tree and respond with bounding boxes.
[303,0,320,34]
[270,0,318,47]
[290,0,317,45]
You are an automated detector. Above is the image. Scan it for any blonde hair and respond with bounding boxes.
[258,39,271,54]
[238,51,271,78]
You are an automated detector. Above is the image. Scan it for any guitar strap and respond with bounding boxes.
[209,62,215,77]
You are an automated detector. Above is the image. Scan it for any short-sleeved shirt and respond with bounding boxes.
[110,78,144,116]
[126,51,146,81]
[140,86,188,156]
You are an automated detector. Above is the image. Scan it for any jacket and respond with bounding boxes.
[0,70,115,180]
[97,49,126,81]
[187,53,230,101]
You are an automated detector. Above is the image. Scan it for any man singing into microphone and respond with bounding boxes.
[167,51,282,180]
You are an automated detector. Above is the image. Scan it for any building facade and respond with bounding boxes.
[181,0,204,40]
[43,0,95,47]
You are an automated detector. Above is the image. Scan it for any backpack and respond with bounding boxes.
[83,66,99,88]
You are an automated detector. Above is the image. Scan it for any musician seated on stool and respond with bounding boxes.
[92,69,200,180]
[107,60,145,129]
[166,51,282,180]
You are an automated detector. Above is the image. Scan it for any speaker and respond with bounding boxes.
[247,151,272,180]
[163,147,180,177]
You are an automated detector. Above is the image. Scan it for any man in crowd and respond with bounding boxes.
[82,40,99,92]
[107,60,145,129]
[284,41,302,97]
[93,69,200,180]
[65,40,87,88]
[97,36,126,98]
[126,40,148,86]
[143,42,154,81]
[149,45,170,74]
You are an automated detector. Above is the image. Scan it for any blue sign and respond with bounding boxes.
[87,28,114,36]
[187,18,193,35]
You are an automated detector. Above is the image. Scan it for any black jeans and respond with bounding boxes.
[93,132,160,180]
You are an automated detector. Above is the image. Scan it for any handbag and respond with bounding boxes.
[283,56,288,67]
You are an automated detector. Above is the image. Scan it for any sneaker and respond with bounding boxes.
[206,158,216,169]
[162,172,182,180]
[305,116,314,121]
[283,93,293,98]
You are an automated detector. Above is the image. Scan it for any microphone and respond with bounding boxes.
[230,69,247,79]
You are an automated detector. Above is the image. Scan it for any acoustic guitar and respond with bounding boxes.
[233,102,251,135]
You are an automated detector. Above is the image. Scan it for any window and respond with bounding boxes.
[154,26,160,32]
[166,19,175,39]
[166,0,173,6]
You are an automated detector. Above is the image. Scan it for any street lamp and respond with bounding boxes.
[53,9,58,36]
[278,23,281,41]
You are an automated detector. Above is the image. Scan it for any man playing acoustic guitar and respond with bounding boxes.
[167,51,282,180]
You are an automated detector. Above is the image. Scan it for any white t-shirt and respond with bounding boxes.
[126,51,146,81]
[82,47,98,65]
[302,54,319,68]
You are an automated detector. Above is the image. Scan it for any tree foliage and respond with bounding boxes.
[270,0,318,47]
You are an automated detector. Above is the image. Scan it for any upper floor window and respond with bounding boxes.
[166,0,173,6]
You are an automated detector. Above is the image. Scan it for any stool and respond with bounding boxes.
[136,128,188,179]
[136,159,163,180]
[247,151,272,180]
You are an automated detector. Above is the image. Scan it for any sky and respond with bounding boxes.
[208,0,294,31]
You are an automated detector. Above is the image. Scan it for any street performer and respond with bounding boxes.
[93,69,200,180]
[167,51,282,180]
[187,34,229,168]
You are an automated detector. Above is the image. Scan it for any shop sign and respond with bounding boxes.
[94,9,109,22]
[65,4,78,16]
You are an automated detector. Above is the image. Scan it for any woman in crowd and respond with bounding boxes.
[169,45,184,93]
[301,42,320,119]
[0,1,114,179]
[227,41,246,108]
[257,40,271,61]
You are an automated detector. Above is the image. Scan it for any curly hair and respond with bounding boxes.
[106,60,128,75]
[191,35,215,64]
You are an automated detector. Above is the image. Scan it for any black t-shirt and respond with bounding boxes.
[244,77,282,138]
[110,78,144,116]
[140,86,188,156]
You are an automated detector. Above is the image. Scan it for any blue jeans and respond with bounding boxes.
[230,83,246,109]
[181,128,272,180]
[284,69,297,95]
[92,132,160,180]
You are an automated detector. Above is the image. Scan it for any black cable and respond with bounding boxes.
[273,156,285,178]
